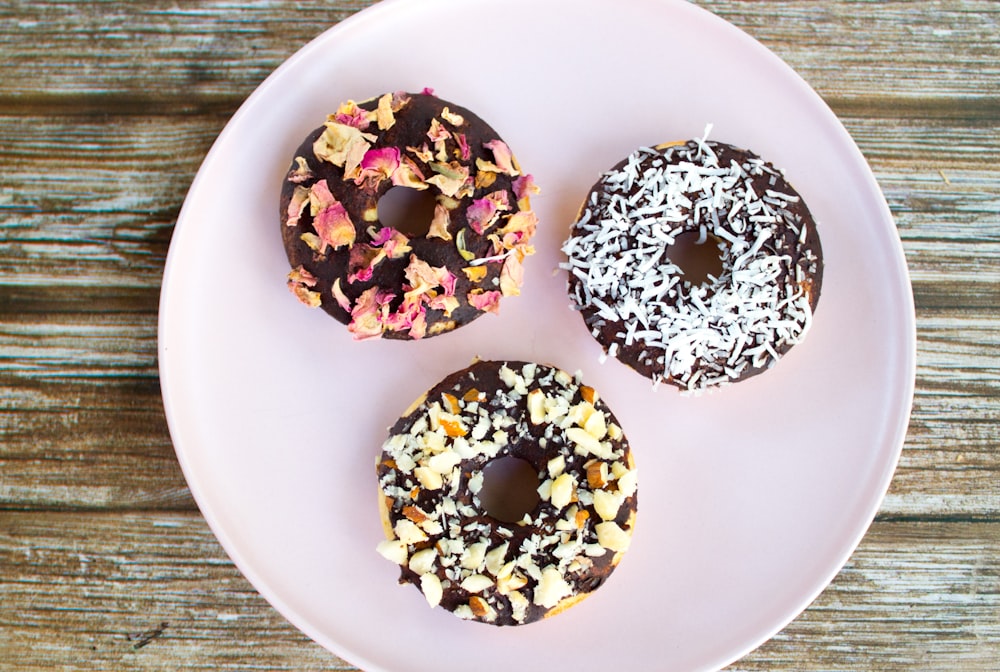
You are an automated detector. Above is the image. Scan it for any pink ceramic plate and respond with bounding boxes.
[159,0,915,670]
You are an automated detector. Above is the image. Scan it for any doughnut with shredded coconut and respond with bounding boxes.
[561,138,823,392]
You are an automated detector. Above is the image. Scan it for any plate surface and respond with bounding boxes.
[158,1,916,670]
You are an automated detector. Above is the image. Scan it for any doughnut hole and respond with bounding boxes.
[667,229,726,286]
[377,185,439,237]
[478,456,541,523]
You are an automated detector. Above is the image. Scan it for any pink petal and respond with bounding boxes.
[513,174,540,200]
[348,287,384,340]
[455,133,471,161]
[466,197,499,235]
[312,200,356,251]
[468,290,502,315]
[483,139,518,176]
[356,146,401,186]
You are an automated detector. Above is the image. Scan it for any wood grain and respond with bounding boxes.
[0,512,995,671]
[0,1,997,670]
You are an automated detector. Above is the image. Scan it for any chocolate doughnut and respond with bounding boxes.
[562,138,823,392]
[376,360,638,626]
[281,91,539,340]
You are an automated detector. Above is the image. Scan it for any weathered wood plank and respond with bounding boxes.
[0,308,997,517]
[0,512,995,671]
[0,1,996,108]
[1,113,998,297]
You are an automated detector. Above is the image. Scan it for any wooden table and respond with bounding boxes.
[1,1,997,669]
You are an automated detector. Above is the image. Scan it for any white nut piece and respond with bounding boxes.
[420,573,443,607]
[460,541,488,571]
[595,521,631,552]
[413,465,443,490]
[527,388,545,425]
[376,539,408,565]
[408,547,438,575]
[394,519,428,545]
[592,489,625,521]
[533,566,572,608]
[549,473,575,509]
[460,573,494,594]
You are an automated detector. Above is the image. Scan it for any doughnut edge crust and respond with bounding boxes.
[376,360,638,626]
[280,91,539,340]
[562,139,823,392]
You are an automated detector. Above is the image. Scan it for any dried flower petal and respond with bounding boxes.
[467,289,502,314]
[513,174,540,201]
[428,204,452,240]
[376,92,396,131]
[454,133,471,161]
[356,147,401,187]
[313,122,374,176]
[287,156,314,183]
[483,139,520,176]
[331,277,352,311]
[348,287,385,340]
[499,254,524,296]
[309,180,356,251]
[441,107,465,126]
[466,197,499,235]
[285,185,310,228]
[287,266,321,308]
[426,162,470,197]
[332,100,373,129]
[427,118,451,143]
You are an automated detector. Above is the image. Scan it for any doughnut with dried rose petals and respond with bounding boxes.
[280,90,539,340]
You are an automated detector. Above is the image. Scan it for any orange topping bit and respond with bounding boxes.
[580,385,598,405]
[462,388,484,403]
[586,462,608,489]
[462,265,488,282]
[439,415,467,438]
[402,505,429,524]
[381,458,397,470]
[474,170,497,189]
[442,393,461,414]
[469,596,491,618]
[575,508,591,529]
[410,486,420,499]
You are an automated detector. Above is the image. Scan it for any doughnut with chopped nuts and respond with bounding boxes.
[280,90,539,340]
[376,360,637,626]
[562,137,823,392]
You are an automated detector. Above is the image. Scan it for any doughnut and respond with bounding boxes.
[375,360,638,626]
[562,138,823,392]
[280,90,539,340]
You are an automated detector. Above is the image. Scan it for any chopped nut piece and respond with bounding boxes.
[586,461,609,489]
[617,468,638,498]
[547,454,566,478]
[595,521,631,552]
[376,539,408,565]
[413,466,443,490]
[527,388,545,425]
[460,573,494,594]
[460,541,488,571]
[580,385,598,404]
[394,519,428,545]
[402,505,429,524]
[468,595,496,621]
[583,407,608,440]
[420,573,443,607]
[593,489,625,521]
[549,473,575,509]
[409,547,438,575]
[533,566,572,608]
